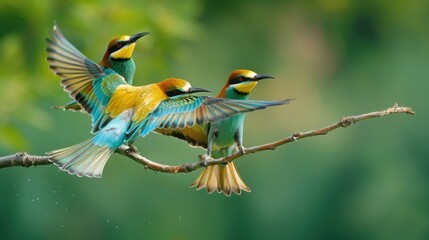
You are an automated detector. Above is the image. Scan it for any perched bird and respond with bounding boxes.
[45,25,292,178]
[50,23,149,111]
[157,69,285,196]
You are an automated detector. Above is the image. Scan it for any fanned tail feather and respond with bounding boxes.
[47,139,114,178]
[191,162,250,196]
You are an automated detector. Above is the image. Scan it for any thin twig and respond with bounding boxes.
[0,103,415,173]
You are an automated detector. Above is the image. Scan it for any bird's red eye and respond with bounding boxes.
[115,42,123,48]
[240,76,245,81]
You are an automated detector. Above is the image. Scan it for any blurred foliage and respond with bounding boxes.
[0,0,428,239]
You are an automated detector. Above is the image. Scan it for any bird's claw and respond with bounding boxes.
[238,146,247,157]
[198,154,211,167]
[127,144,139,154]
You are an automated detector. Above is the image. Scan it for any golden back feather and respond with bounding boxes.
[105,84,168,122]
[105,78,192,123]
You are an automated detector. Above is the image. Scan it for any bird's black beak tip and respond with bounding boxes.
[128,32,150,44]
[254,74,275,81]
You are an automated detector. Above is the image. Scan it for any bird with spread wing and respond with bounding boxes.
[49,23,148,112]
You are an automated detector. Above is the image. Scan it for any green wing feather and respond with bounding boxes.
[152,96,292,129]
[129,96,292,140]
[46,23,127,132]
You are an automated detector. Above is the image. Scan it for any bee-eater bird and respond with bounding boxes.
[51,23,149,111]
[45,25,292,178]
[156,69,285,196]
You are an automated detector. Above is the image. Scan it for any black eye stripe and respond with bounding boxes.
[166,89,184,97]
[229,75,248,85]
[109,41,126,53]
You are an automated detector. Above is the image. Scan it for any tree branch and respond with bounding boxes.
[0,153,52,168]
[0,103,415,173]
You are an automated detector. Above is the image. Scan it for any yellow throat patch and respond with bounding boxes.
[234,81,257,93]
[111,43,136,59]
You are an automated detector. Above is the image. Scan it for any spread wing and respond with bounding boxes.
[127,96,292,140]
[46,23,127,132]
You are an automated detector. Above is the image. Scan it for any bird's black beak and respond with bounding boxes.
[253,74,275,81]
[127,32,150,44]
[187,87,212,94]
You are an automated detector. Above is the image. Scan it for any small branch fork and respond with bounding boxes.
[0,103,415,173]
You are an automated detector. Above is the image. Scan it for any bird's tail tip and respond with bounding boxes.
[47,139,114,178]
[190,162,250,196]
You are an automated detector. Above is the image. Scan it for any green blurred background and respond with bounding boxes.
[0,0,427,239]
